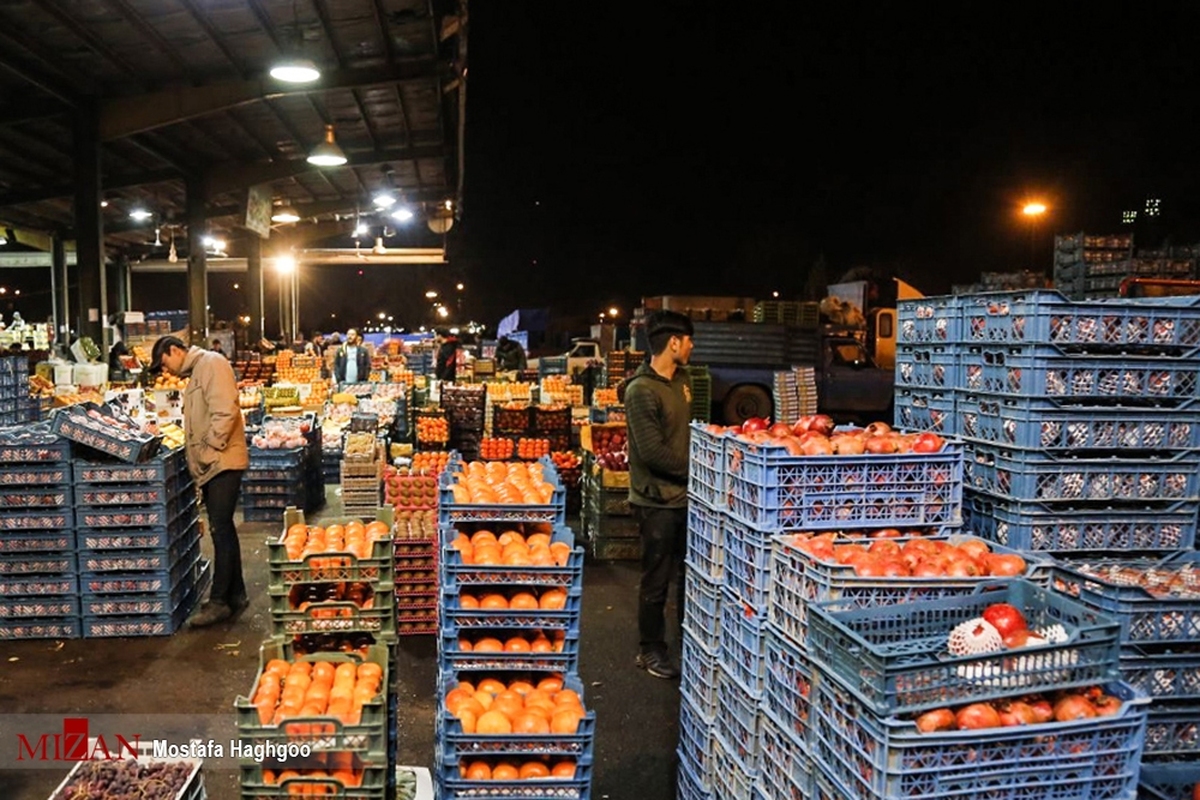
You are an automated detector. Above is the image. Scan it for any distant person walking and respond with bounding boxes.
[210,339,226,358]
[435,329,460,382]
[150,335,250,627]
[334,328,371,385]
[623,310,695,679]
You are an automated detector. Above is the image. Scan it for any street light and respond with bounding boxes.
[608,307,619,318]
[425,290,438,300]
[1022,202,1048,269]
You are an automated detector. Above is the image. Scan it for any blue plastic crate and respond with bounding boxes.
[767,532,1050,651]
[716,666,764,770]
[894,345,959,390]
[76,511,199,554]
[0,595,79,619]
[810,672,1148,800]
[719,588,768,694]
[763,626,813,749]
[249,445,306,465]
[677,693,715,792]
[0,573,76,597]
[51,406,161,463]
[538,355,569,376]
[436,753,593,799]
[0,506,73,532]
[0,551,75,576]
[722,514,774,611]
[78,535,200,578]
[1051,553,1200,645]
[685,501,724,584]
[81,560,206,618]
[243,506,287,522]
[963,442,1200,503]
[440,526,583,589]
[893,388,956,435]
[806,579,1123,715]
[243,491,309,510]
[74,451,185,484]
[958,288,1200,352]
[1120,645,1200,701]
[1143,700,1200,760]
[961,345,1200,404]
[0,529,74,554]
[438,622,580,673]
[77,547,201,596]
[682,569,722,653]
[725,437,963,531]
[677,758,710,800]
[82,564,207,638]
[756,712,810,800]
[0,616,80,640]
[964,491,1198,552]
[0,428,70,464]
[898,296,962,345]
[688,422,726,509]
[440,585,581,631]
[75,497,196,530]
[241,477,306,496]
[681,627,721,719]
[1138,761,1200,800]
[437,674,596,758]
[0,463,71,487]
[958,392,1200,451]
[711,733,757,800]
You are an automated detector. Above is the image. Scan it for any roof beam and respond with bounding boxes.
[0,31,81,106]
[101,0,192,78]
[99,59,438,141]
[178,0,248,76]
[0,168,179,208]
[206,186,453,221]
[0,97,70,127]
[35,0,142,80]
[204,143,451,196]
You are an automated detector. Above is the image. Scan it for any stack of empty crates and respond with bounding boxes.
[1052,232,1135,299]
[752,300,820,327]
[0,424,76,640]
[684,365,712,422]
[771,367,818,425]
[244,443,309,523]
[75,447,207,637]
[679,422,969,800]
[0,353,38,427]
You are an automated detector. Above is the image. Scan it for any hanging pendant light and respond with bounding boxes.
[270,57,320,83]
[307,124,347,167]
[272,204,301,223]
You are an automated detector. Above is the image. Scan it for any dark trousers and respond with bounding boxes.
[201,469,246,606]
[635,504,687,654]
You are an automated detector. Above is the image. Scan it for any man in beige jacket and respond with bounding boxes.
[151,335,251,627]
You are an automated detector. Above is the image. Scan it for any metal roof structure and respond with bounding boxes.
[0,0,467,256]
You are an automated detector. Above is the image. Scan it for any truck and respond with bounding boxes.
[632,316,895,426]
[529,338,605,377]
[824,278,924,369]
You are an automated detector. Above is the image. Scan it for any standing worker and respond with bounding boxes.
[150,335,250,627]
[435,329,460,382]
[334,328,371,385]
[624,310,695,679]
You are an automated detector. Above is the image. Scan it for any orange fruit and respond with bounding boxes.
[456,708,478,733]
[550,707,583,734]
[490,691,524,719]
[509,592,539,610]
[550,761,576,778]
[539,588,567,610]
[480,594,509,610]
[464,761,491,781]
[476,710,513,734]
[458,638,473,652]
[473,637,504,652]
[530,636,554,653]
[472,690,495,711]
[520,761,551,779]
[476,678,506,695]
[459,594,479,609]
[507,680,535,696]
[492,762,520,781]
[511,711,551,734]
[526,533,551,548]
[536,676,564,693]
[504,637,531,652]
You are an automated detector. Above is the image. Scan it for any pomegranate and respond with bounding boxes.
[956,703,1002,730]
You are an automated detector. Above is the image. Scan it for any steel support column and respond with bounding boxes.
[185,175,208,344]
[72,103,106,350]
[50,234,65,354]
[245,234,264,346]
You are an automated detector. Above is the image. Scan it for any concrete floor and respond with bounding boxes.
[0,488,682,800]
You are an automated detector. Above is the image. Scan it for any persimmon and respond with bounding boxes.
[526,533,551,548]
[456,708,478,734]
[472,690,495,711]
[504,637,531,652]
[550,761,575,778]
[459,594,480,609]
[476,678,506,695]
[511,711,551,734]
[458,638,474,651]
[490,691,524,719]
[530,636,554,653]
[553,689,582,708]
[550,707,583,734]
[480,594,509,609]
[539,588,567,610]
[473,637,504,652]
[520,762,551,779]
[507,680,535,696]
[536,676,564,693]
[464,761,491,781]
[509,592,539,610]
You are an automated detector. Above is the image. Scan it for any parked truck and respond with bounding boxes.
[631,316,895,425]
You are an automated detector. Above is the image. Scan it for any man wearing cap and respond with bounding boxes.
[624,310,695,679]
[151,335,250,627]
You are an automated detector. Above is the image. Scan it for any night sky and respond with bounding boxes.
[4,5,1200,337]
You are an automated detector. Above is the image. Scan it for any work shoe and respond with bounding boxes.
[229,595,251,619]
[636,651,680,680]
[188,601,233,628]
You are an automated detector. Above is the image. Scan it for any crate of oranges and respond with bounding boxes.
[442,525,582,590]
[439,460,566,527]
[440,623,579,674]
[269,579,395,639]
[438,672,595,757]
[269,508,395,590]
[479,437,515,461]
[416,411,450,448]
[440,584,580,633]
[234,638,390,757]
[441,754,591,797]
[240,753,385,800]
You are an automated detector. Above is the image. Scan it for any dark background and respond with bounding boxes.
[4,4,1198,336]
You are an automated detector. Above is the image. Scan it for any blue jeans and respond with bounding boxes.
[201,469,246,606]
[635,504,687,654]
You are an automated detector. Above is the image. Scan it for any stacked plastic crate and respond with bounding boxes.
[244,443,309,522]
[243,506,397,799]
[0,424,77,640]
[0,353,38,426]
[74,448,208,637]
[681,423,970,800]
[341,429,382,518]
[435,456,595,799]
[1052,232,1135,300]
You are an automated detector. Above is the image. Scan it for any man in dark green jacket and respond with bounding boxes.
[624,310,695,679]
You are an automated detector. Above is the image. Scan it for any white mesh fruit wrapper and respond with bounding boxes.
[956,648,1080,688]
[1037,623,1068,645]
[947,617,1003,657]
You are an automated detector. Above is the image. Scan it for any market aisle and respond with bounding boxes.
[0,492,683,800]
